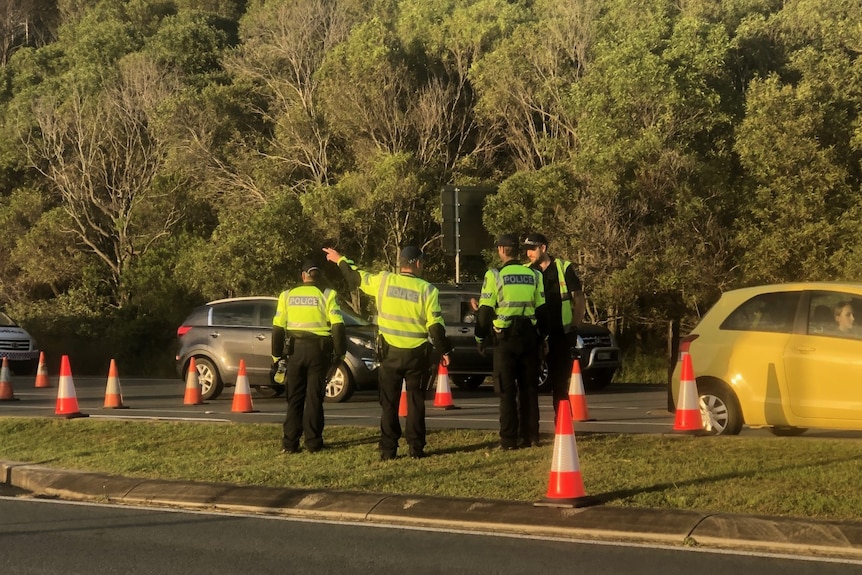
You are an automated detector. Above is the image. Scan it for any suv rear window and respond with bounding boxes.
[210,302,258,327]
[720,292,800,333]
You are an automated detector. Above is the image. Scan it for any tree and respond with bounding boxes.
[17,54,182,307]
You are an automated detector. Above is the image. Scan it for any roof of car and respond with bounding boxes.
[206,296,278,305]
[723,282,862,297]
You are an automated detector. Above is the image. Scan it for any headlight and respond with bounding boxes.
[575,335,585,349]
[348,335,374,350]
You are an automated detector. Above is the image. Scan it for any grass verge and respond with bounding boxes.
[2,417,861,522]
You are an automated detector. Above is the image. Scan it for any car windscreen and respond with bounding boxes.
[0,312,17,327]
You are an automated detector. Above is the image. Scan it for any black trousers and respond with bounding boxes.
[377,344,431,456]
[547,332,574,422]
[282,338,330,451]
[493,331,540,448]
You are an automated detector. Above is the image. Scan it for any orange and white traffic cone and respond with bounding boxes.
[34,351,51,388]
[0,357,19,401]
[55,355,87,418]
[432,362,458,410]
[183,357,205,405]
[673,351,704,434]
[536,399,596,508]
[231,359,257,413]
[398,380,408,417]
[103,359,128,409]
[567,359,593,422]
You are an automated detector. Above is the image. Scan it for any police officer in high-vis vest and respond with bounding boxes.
[272,257,347,454]
[475,234,548,450]
[523,233,586,423]
[323,245,452,460]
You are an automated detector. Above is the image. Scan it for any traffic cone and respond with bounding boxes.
[103,359,128,409]
[183,357,205,405]
[432,362,459,410]
[55,355,88,418]
[673,351,704,434]
[567,359,593,422]
[536,399,596,508]
[398,380,408,417]
[231,359,257,413]
[0,357,19,401]
[34,351,51,388]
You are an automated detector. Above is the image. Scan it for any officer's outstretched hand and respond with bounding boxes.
[322,247,341,263]
[440,353,450,367]
[476,341,486,357]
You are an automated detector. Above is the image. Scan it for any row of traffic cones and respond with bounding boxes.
[398,360,593,419]
[1,353,259,415]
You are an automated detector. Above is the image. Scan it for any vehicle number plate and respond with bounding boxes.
[597,352,611,360]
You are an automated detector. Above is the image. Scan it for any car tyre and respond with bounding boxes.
[451,374,486,390]
[325,364,354,403]
[768,425,808,437]
[194,357,224,400]
[536,360,551,392]
[698,380,743,436]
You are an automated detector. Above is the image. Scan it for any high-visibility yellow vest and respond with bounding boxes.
[357,269,444,349]
[478,264,545,330]
[554,258,574,327]
[273,285,343,336]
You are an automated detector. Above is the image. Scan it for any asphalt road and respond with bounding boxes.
[1,374,674,434]
[4,374,862,439]
[3,496,861,574]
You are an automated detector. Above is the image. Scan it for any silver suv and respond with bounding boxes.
[175,297,378,402]
[434,284,621,391]
[0,311,40,375]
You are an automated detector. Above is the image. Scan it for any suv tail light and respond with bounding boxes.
[177,325,192,337]
[678,334,699,356]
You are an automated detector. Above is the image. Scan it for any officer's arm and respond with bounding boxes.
[331,323,347,358]
[271,293,288,359]
[474,272,496,343]
[428,323,452,355]
[336,258,362,291]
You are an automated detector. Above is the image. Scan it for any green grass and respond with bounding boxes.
[3,417,862,521]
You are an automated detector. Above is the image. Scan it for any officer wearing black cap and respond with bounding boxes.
[523,233,586,422]
[272,257,347,454]
[475,233,548,449]
[322,245,452,460]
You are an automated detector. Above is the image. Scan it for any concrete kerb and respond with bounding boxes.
[3,460,862,559]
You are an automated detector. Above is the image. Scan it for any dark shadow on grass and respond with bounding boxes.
[325,434,379,448]
[594,454,862,505]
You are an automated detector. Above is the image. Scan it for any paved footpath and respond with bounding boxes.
[3,459,862,560]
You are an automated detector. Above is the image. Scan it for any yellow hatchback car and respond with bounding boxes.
[670,282,862,436]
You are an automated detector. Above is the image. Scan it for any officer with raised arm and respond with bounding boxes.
[323,245,452,460]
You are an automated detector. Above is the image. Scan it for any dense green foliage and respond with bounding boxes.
[1,0,860,374]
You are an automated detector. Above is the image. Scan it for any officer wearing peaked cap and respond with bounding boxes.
[523,232,586,424]
[323,245,452,460]
[272,257,347,454]
[475,234,549,450]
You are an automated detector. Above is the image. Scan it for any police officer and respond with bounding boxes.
[475,234,548,450]
[272,257,347,454]
[523,233,586,422]
[323,245,452,460]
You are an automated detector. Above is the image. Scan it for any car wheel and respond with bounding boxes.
[254,385,285,399]
[451,374,486,390]
[768,425,808,437]
[536,360,551,392]
[194,357,224,400]
[698,380,743,436]
[325,364,354,403]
